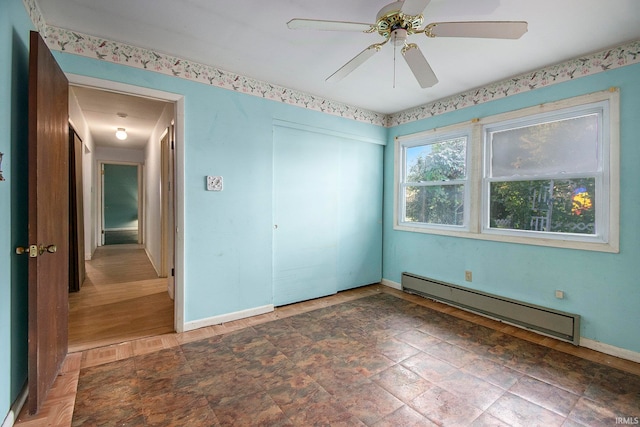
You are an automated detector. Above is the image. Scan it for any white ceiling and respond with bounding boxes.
[70,86,170,149]
[40,0,640,146]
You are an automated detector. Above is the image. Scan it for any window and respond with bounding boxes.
[398,127,471,230]
[394,90,619,252]
[484,102,608,242]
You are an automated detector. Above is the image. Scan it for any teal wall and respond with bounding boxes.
[0,0,33,418]
[103,164,138,229]
[50,51,387,324]
[2,0,639,420]
[383,63,640,353]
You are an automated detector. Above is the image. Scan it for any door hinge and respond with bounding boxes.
[171,140,175,150]
[171,268,175,277]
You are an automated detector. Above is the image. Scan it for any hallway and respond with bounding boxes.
[68,245,174,353]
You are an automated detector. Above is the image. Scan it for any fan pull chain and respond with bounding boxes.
[393,34,397,88]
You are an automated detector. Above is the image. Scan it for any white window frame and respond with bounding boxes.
[395,123,473,233]
[393,89,620,253]
[482,101,609,243]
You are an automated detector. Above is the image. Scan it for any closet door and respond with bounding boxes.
[337,140,383,291]
[273,125,339,306]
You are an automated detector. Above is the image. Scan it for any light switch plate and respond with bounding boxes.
[206,175,223,191]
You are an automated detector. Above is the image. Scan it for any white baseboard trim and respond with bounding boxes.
[2,383,27,427]
[183,304,274,332]
[381,278,402,290]
[85,245,96,261]
[581,338,640,363]
[382,278,640,364]
[167,278,175,300]
[144,247,161,277]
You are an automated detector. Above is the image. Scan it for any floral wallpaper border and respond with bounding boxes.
[21,0,640,127]
[388,40,640,126]
[23,0,45,34]
[43,25,386,126]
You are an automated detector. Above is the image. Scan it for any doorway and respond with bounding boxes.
[101,163,142,246]
[67,75,185,347]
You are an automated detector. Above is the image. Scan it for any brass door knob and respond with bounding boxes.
[15,244,57,257]
[16,245,38,257]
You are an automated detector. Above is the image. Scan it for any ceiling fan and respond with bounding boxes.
[287,0,528,88]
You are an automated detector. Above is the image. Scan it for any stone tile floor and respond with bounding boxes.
[16,286,640,426]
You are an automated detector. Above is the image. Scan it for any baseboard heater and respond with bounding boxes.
[401,272,580,345]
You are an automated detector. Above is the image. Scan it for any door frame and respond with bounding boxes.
[67,73,186,332]
[98,161,144,246]
[159,126,175,285]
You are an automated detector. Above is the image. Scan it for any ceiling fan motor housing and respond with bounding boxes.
[376,1,424,40]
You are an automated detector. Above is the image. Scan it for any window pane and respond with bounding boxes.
[405,184,465,225]
[489,178,595,234]
[406,137,466,182]
[490,114,599,177]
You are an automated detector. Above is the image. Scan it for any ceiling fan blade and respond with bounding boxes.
[402,44,438,88]
[326,44,381,83]
[425,21,528,39]
[287,18,374,32]
[400,0,432,16]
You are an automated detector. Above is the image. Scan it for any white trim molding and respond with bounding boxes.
[381,278,402,290]
[66,73,187,334]
[581,338,640,364]
[1,384,27,427]
[183,305,275,332]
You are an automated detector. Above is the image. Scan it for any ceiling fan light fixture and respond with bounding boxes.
[391,28,408,46]
[287,0,527,88]
[115,128,127,140]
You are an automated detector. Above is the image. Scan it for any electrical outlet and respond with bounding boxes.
[465,271,472,282]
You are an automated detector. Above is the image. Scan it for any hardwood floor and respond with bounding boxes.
[104,230,138,245]
[68,244,174,353]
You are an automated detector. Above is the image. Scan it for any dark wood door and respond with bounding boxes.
[27,31,69,414]
[69,127,85,292]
